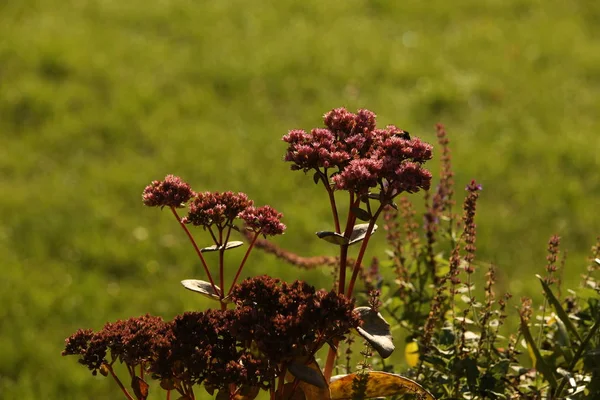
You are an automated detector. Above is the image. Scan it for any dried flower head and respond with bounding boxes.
[151,310,272,390]
[142,175,194,208]
[229,276,360,363]
[62,315,169,376]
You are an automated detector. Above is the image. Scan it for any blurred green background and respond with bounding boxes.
[1,0,599,398]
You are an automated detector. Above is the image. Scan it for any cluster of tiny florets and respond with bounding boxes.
[463,180,482,272]
[62,314,170,375]
[183,191,252,228]
[64,278,358,391]
[229,276,360,363]
[142,175,194,208]
[283,107,433,198]
[151,310,273,390]
[239,205,286,236]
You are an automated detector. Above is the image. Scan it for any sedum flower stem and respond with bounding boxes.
[346,205,384,297]
[228,231,260,296]
[106,364,135,400]
[322,175,341,234]
[170,207,219,295]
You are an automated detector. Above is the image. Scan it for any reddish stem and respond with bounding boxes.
[322,174,341,233]
[346,205,384,297]
[170,207,219,294]
[323,343,338,383]
[106,364,135,400]
[338,194,361,294]
[228,231,260,296]
[218,227,226,310]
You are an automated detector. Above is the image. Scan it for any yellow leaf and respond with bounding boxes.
[330,371,435,400]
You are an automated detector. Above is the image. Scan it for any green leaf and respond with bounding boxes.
[200,241,244,252]
[316,231,349,245]
[519,314,558,389]
[287,360,327,389]
[329,371,435,400]
[348,223,377,245]
[351,207,371,221]
[537,275,582,343]
[180,279,225,301]
[354,307,394,358]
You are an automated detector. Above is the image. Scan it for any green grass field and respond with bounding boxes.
[1,0,599,398]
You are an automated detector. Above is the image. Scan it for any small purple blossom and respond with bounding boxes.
[466,180,483,191]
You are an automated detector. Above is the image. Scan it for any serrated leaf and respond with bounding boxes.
[348,224,377,245]
[329,371,435,400]
[316,231,349,245]
[288,361,327,389]
[181,279,222,300]
[537,275,582,343]
[200,241,244,252]
[351,207,371,222]
[131,376,149,400]
[354,307,394,358]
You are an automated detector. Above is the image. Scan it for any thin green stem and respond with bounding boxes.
[170,207,219,294]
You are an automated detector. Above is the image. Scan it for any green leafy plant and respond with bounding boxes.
[364,125,600,399]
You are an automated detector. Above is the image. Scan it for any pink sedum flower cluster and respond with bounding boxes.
[283,107,433,198]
